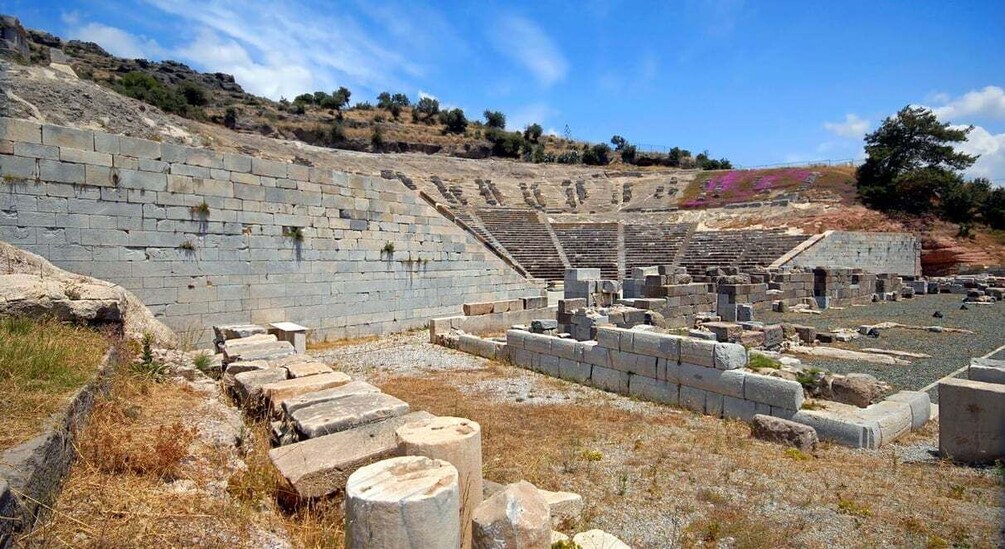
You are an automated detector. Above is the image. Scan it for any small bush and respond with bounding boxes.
[178,240,196,252]
[382,241,395,254]
[192,353,213,372]
[283,226,304,242]
[837,497,872,518]
[749,354,782,369]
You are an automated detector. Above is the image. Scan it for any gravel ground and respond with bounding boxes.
[308,330,1003,548]
[760,294,1005,400]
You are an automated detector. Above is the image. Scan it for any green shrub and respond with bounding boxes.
[483,109,506,129]
[748,354,781,369]
[440,108,468,134]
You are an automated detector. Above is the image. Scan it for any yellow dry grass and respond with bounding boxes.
[378,364,1003,548]
[0,316,109,451]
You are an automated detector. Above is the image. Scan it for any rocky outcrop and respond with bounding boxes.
[0,241,176,345]
[922,235,996,276]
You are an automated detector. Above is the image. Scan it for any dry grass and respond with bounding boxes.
[306,334,380,352]
[0,316,109,451]
[377,364,1003,548]
[30,366,347,548]
[23,371,268,548]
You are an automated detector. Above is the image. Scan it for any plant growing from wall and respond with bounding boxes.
[189,200,211,218]
[283,226,304,242]
[178,240,197,252]
[382,241,395,255]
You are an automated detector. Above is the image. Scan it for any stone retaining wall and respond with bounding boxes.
[0,118,540,341]
[446,328,930,449]
[780,231,921,277]
[505,327,804,419]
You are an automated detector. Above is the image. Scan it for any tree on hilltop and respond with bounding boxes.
[857,105,978,213]
[440,108,468,134]
[413,96,440,123]
[523,123,543,143]
[484,110,506,129]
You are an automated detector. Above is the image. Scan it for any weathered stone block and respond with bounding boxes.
[628,376,679,405]
[938,378,1005,463]
[558,358,591,384]
[280,380,381,415]
[590,366,629,394]
[1,118,42,143]
[743,373,803,410]
[751,414,818,450]
[292,392,409,439]
[269,411,433,498]
[120,136,161,159]
[679,385,706,413]
[713,342,747,370]
[676,363,746,398]
[885,390,931,429]
[42,124,92,150]
[722,396,757,421]
[679,337,715,368]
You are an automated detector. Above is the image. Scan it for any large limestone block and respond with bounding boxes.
[969,363,1005,385]
[233,368,288,403]
[269,411,433,498]
[680,337,715,368]
[857,400,912,446]
[292,392,410,438]
[743,373,804,411]
[397,417,483,548]
[261,372,351,409]
[885,390,931,430]
[345,456,460,549]
[280,380,381,415]
[713,342,747,370]
[214,324,267,343]
[471,481,551,549]
[573,529,631,549]
[538,489,583,527]
[939,378,1005,463]
[675,363,745,398]
[282,359,334,378]
[791,408,880,449]
[628,375,679,405]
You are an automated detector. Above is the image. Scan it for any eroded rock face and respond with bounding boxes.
[471,480,551,549]
[831,373,890,408]
[0,242,176,345]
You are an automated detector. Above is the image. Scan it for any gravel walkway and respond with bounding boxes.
[760,294,1005,400]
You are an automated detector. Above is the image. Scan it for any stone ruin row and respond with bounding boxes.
[211,323,625,548]
[436,267,1005,454]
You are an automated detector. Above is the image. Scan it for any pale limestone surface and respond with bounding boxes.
[345,456,460,549]
[471,481,551,549]
[396,416,483,549]
[269,411,434,499]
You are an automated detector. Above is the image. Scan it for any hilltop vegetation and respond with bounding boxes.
[19,25,731,168]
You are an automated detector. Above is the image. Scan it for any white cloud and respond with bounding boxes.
[930,86,1005,121]
[489,15,568,87]
[66,22,166,59]
[418,90,438,101]
[823,114,870,139]
[955,124,1005,182]
[137,0,428,99]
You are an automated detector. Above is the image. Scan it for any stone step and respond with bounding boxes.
[232,368,288,404]
[213,324,268,343]
[224,340,296,363]
[261,372,352,412]
[280,380,382,415]
[290,392,410,439]
[269,411,435,499]
[281,359,334,379]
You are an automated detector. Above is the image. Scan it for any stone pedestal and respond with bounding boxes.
[269,321,308,354]
[397,416,483,549]
[345,456,460,548]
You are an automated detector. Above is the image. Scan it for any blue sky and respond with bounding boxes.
[6,0,1005,179]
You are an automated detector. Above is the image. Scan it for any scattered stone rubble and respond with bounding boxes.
[435,266,1001,451]
[200,323,616,548]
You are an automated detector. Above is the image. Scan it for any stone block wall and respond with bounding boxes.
[0,118,540,341]
[505,327,804,420]
[780,231,921,277]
